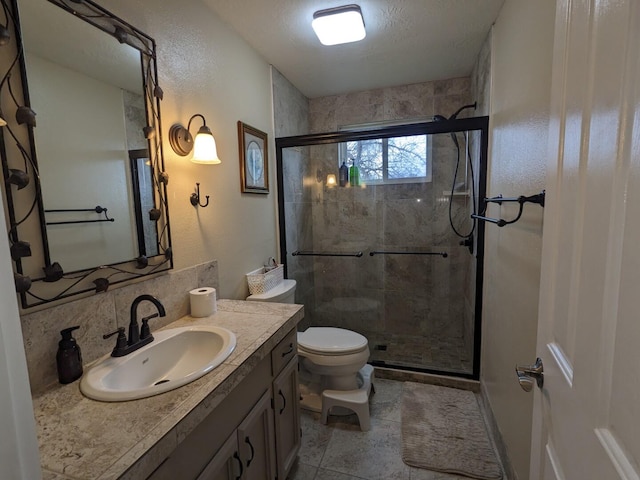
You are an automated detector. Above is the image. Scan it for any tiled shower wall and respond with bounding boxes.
[271,68,314,331]
[280,78,479,373]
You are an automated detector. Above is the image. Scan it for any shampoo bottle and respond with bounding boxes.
[349,161,360,186]
[339,162,348,187]
[57,326,83,384]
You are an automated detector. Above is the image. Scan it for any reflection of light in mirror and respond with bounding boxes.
[326,174,337,186]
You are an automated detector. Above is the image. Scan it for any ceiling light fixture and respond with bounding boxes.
[312,4,366,46]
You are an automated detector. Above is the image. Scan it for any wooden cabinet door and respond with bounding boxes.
[272,357,301,480]
[197,432,241,480]
[237,389,276,480]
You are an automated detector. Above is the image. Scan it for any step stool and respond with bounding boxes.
[321,364,375,431]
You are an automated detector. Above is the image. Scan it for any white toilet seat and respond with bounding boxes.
[297,327,370,369]
[298,346,370,367]
[297,327,368,355]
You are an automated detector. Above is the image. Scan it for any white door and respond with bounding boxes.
[528,0,640,478]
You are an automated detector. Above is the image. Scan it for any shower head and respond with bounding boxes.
[449,102,477,120]
[432,102,477,124]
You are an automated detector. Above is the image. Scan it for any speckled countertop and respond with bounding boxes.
[35,300,304,480]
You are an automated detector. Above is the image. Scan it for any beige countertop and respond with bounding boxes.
[34,299,304,480]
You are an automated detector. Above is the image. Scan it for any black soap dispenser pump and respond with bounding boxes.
[57,326,83,384]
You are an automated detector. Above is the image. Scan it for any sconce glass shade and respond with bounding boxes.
[169,113,221,164]
[327,174,337,186]
[312,5,366,46]
[192,125,221,164]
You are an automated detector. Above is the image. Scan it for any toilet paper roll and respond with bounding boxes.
[190,287,217,317]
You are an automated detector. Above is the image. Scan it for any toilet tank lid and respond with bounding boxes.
[298,327,368,353]
[246,279,296,301]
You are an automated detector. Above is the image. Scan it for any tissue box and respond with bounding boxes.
[246,264,284,294]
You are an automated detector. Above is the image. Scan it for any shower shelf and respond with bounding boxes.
[471,190,545,227]
[369,250,448,258]
[292,250,363,258]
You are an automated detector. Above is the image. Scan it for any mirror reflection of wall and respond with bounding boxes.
[26,53,137,271]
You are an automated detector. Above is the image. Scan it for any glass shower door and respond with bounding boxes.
[277,119,487,379]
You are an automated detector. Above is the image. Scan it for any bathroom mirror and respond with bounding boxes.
[0,0,172,308]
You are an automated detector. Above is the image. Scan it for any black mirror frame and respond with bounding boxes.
[0,0,172,308]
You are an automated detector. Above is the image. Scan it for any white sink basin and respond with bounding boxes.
[80,325,236,402]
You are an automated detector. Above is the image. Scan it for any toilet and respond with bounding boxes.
[246,279,374,431]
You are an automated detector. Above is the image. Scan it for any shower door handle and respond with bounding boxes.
[515,357,543,392]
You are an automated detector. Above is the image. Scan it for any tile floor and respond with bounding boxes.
[288,378,486,480]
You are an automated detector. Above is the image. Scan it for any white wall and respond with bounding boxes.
[27,54,137,271]
[0,192,41,479]
[482,1,556,479]
[95,0,279,300]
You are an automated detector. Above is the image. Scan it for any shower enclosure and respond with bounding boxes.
[276,117,488,379]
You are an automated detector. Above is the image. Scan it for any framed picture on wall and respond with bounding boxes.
[238,121,269,194]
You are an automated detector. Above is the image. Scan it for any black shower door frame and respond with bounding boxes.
[275,116,489,380]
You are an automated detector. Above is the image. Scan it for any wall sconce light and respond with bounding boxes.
[169,114,219,208]
[168,114,221,164]
[312,4,366,46]
[326,174,337,186]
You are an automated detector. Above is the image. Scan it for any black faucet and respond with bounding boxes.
[103,294,166,357]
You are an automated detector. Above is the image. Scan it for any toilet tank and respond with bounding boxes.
[246,279,297,303]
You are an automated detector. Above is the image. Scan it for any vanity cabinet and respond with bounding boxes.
[272,352,300,480]
[147,328,300,480]
[197,390,275,480]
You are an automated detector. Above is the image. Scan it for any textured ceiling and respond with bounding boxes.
[204,0,505,98]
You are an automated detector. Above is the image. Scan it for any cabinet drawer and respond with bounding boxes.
[271,328,297,375]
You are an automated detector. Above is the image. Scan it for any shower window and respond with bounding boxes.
[339,120,433,185]
[341,135,432,184]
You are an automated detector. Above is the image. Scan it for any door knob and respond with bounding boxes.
[515,357,544,391]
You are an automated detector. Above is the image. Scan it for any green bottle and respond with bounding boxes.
[349,161,359,186]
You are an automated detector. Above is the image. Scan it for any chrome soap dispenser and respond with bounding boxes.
[57,326,83,384]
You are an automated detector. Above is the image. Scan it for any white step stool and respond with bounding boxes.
[321,364,375,431]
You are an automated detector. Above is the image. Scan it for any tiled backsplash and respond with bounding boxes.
[20,261,219,394]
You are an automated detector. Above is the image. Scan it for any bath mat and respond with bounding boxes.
[401,382,502,479]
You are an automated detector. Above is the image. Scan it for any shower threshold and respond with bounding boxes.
[369,360,477,381]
